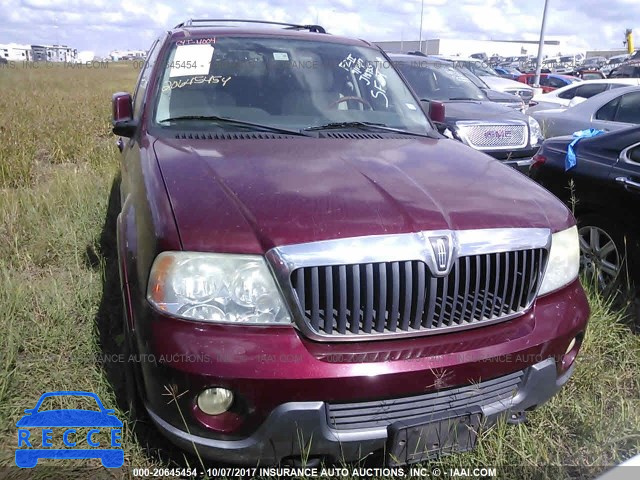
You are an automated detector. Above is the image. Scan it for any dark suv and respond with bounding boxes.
[390,54,543,171]
[112,19,589,466]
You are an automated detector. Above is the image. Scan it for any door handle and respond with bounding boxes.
[615,176,640,190]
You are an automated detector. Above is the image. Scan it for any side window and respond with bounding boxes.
[539,77,551,86]
[614,92,640,124]
[574,84,608,99]
[595,97,620,121]
[133,39,161,116]
[557,85,579,100]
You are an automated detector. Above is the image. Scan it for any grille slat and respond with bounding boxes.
[412,262,426,329]
[310,267,320,330]
[460,257,471,324]
[291,249,546,338]
[400,261,413,331]
[509,251,520,312]
[375,265,387,332]
[337,265,347,334]
[389,263,400,331]
[363,264,374,333]
[471,255,481,321]
[527,250,538,304]
[324,266,334,333]
[450,258,460,326]
[350,265,361,334]
[328,370,525,430]
[501,252,510,316]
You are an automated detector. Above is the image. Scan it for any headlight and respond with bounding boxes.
[538,226,580,296]
[147,252,291,324]
[528,116,543,146]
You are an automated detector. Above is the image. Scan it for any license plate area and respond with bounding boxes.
[386,407,483,466]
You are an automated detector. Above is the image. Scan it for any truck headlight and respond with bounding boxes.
[528,116,543,146]
[147,252,291,324]
[538,226,580,296]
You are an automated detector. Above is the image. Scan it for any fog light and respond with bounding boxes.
[197,388,233,415]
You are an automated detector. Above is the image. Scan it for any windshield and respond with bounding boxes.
[153,37,431,134]
[395,61,485,101]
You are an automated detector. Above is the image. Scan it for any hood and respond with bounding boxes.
[481,76,534,91]
[442,100,527,124]
[154,135,573,253]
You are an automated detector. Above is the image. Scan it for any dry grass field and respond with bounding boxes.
[0,63,639,479]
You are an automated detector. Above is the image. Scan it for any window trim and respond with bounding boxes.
[612,91,640,124]
[595,96,621,121]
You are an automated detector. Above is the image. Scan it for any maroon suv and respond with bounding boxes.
[112,19,589,466]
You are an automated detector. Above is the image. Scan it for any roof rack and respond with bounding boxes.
[174,19,326,34]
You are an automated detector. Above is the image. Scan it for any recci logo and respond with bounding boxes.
[15,391,124,468]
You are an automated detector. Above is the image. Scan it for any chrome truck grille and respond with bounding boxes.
[267,229,550,341]
[456,121,528,149]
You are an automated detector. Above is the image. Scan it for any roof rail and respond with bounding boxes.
[174,19,326,34]
[406,51,428,57]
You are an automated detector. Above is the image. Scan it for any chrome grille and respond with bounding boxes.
[290,248,546,338]
[458,123,527,149]
[327,369,524,430]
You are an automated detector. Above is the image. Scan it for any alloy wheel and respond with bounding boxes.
[578,225,621,292]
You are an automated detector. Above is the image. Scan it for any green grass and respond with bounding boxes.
[0,64,639,479]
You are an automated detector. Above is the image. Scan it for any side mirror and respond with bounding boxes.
[420,100,446,124]
[112,92,137,137]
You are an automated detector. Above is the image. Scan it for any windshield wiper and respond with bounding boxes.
[448,97,481,101]
[302,121,437,138]
[158,115,310,137]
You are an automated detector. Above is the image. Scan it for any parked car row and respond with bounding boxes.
[527,79,640,113]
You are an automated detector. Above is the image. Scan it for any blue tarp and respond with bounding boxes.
[565,128,606,171]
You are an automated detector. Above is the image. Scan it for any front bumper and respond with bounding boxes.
[132,279,588,466]
[146,357,574,465]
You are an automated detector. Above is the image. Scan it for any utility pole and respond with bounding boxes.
[533,0,550,87]
[418,0,424,53]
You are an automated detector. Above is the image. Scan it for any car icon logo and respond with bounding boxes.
[429,236,451,274]
[15,391,124,468]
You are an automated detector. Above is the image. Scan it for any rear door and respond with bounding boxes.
[609,141,640,221]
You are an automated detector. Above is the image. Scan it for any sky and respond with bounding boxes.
[0,0,638,57]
